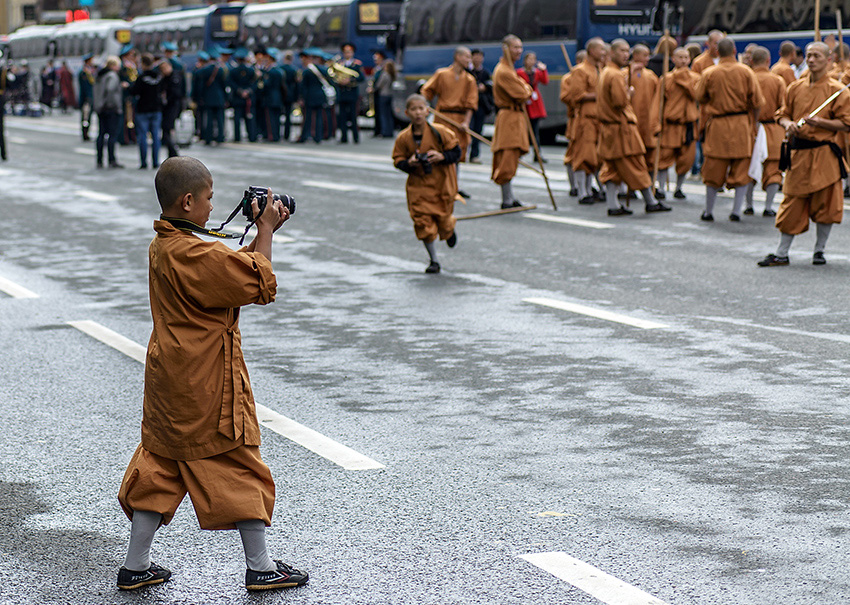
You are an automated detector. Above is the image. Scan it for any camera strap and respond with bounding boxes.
[161,207,253,244]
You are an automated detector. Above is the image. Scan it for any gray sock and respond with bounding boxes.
[424,240,438,263]
[676,172,686,191]
[567,164,576,190]
[705,186,719,215]
[588,172,596,193]
[745,182,755,210]
[237,520,276,572]
[605,181,620,210]
[777,232,795,257]
[575,169,588,199]
[815,223,832,253]
[640,187,656,207]
[732,186,747,217]
[764,183,779,212]
[657,169,668,192]
[123,511,162,571]
[500,182,513,205]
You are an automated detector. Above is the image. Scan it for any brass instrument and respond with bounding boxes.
[327,62,360,84]
[125,98,135,129]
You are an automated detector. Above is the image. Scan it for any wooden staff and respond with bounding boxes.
[428,107,544,175]
[502,43,558,210]
[839,9,845,63]
[815,0,822,41]
[456,205,538,220]
[652,33,671,196]
[560,43,573,72]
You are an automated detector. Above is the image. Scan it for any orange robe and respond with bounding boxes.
[659,67,700,175]
[753,66,787,187]
[770,59,798,86]
[421,66,478,161]
[628,64,660,170]
[696,56,764,188]
[692,51,717,74]
[490,57,532,185]
[393,123,459,242]
[561,60,600,173]
[596,62,651,190]
[119,220,278,529]
[775,74,850,234]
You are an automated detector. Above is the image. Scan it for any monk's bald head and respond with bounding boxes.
[718,37,736,57]
[610,39,629,53]
[807,41,830,56]
[751,46,770,66]
[155,157,213,212]
[586,38,604,52]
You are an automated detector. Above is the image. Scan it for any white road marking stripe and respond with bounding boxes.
[255,406,385,470]
[524,212,614,230]
[8,136,27,144]
[700,316,850,344]
[222,225,295,244]
[68,320,146,363]
[73,147,96,156]
[0,275,39,299]
[302,180,357,191]
[524,297,669,330]
[520,552,669,605]
[75,189,118,202]
[68,320,384,470]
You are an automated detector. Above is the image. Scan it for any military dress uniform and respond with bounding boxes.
[298,61,330,143]
[337,58,365,143]
[197,60,227,144]
[228,55,258,142]
[258,62,284,142]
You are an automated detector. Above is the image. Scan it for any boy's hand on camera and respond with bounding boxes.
[273,200,289,232]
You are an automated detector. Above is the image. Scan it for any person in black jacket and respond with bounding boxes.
[159,60,184,158]
[130,53,165,168]
[468,49,493,164]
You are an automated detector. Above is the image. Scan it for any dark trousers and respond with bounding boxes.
[299,104,323,142]
[338,100,359,142]
[0,102,6,160]
[202,106,224,143]
[96,110,121,164]
[378,95,394,137]
[282,103,292,140]
[80,99,93,141]
[530,117,542,159]
[161,105,180,158]
[469,107,486,159]
[233,105,256,142]
[262,107,281,141]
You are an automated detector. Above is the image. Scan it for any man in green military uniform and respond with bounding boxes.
[297,48,331,144]
[255,47,284,142]
[228,48,257,142]
[197,47,227,144]
[336,42,364,143]
[280,51,299,141]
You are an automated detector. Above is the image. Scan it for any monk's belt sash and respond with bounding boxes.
[780,137,848,178]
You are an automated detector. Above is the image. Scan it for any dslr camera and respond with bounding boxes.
[241,186,296,222]
[415,153,433,174]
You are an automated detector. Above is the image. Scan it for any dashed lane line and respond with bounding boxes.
[73,147,96,156]
[67,320,385,470]
[302,180,357,192]
[700,316,850,345]
[520,552,669,605]
[524,212,614,230]
[0,275,39,299]
[523,297,669,330]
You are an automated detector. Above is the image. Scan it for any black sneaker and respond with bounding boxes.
[608,206,633,216]
[763,209,776,217]
[743,207,754,215]
[674,189,686,199]
[813,251,827,265]
[646,202,671,212]
[757,254,790,267]
[117,563,171,590]
[569,188,578,197]
[729,213,741,222]
[501,200,524,209]
[700,211,714,221]
[425,261,441,274]
[655,191,666,200]
[457,189,471,199]
[246,560,309,591]
[578,195,595,205]
[446,232,457,248]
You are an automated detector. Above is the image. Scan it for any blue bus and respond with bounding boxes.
[240,0,403,68]
[131,3,246,67]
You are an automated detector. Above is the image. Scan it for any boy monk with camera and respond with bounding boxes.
[392,94,462,273]
[116,156,308,592]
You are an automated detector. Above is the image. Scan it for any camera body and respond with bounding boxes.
[241,186,296,222]
[415,153,433,174]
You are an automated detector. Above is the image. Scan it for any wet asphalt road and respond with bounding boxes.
[1,112,850,605]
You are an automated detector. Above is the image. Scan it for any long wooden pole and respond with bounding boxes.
[502,44,558,210]
[838,9,844,63]
[560,43,573,72]
[652,33,671,196]
[428,107,543,176]
[815,0,822,41]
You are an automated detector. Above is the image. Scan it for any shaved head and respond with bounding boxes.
[610,38,630,53]
[807,41,830,56]
[718,37,736,57]
[155,157,212,212]
[751,46,770,66]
